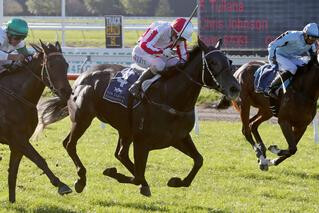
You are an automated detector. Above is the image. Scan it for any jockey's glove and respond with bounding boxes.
[163,48,175,58]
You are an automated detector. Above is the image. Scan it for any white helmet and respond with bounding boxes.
[303,23,319,38]
[171,18,194,42]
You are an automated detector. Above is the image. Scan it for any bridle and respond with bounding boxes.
[26,51,65,96]
[176,49,226,91]
[201,50,223,90]
[143,49,228,116]
[0,51,66,109]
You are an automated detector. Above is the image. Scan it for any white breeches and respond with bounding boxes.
[276,54,310,75]
[132,46,179,74]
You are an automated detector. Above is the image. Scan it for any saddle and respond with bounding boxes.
[254,64,293,117]
[103,64,160,108]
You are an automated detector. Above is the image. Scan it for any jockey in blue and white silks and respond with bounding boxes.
[267,23,319,98]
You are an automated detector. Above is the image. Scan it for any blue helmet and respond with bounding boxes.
[303,23,319,38]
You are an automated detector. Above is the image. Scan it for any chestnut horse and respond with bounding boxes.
[219,52,319,171]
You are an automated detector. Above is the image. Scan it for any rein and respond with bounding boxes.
[0,52,63,109]
[176,50,222,90]
[27,52,63,95]
[143,50,225,116]
[144,94,194,116]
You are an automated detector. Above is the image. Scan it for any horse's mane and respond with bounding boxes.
[184,45,201,65]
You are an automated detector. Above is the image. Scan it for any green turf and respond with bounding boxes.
[0,118,319,212]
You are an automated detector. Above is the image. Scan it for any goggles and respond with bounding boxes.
[8,34,26,41]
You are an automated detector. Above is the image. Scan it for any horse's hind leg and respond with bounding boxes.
[10,140,72,198]
[168,134,203,188]
[269,125,306,166]
[8,147,23,203]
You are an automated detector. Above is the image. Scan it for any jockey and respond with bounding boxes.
[129,17,194,97]
[0,18,30,72]
[267,23,319,98]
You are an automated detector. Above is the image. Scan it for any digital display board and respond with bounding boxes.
[198,0,319,49]
[105,15,123,48]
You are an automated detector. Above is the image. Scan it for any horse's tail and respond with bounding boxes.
[33,96,69,139]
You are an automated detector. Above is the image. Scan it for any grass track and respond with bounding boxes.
[0,118,319,212]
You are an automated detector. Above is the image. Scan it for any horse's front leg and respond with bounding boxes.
[64,119,92,193]
[269,125,307,166]
[8,147,23,203]
[240,101,266,166]
[103,134,135,183]
[11,139,72,199]
[131,139,151,197]
[168,134,203,188]
[250,109,273,171]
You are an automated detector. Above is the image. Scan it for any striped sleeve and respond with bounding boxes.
[176,41,189,61]
[140,28,163,55]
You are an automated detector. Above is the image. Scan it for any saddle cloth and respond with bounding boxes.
[254,64,291,95]
[103,64,160,108]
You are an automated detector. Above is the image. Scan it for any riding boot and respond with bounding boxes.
[129,68,155,97]
[267,70,292,99]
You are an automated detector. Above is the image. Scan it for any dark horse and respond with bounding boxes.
[0,41,72,203]
[218,51,319,171]
[35,38,240,196]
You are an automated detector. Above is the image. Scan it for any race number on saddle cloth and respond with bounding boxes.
[103,65,160,108]
[254,64,292,95]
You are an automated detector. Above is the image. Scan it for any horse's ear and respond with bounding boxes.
[55,41,62,52]
[215,38,223,50]
[39,39,48,53]
[197,36,208,52]
[30,43,42,53]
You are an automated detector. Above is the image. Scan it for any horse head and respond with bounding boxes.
[30,40,72,101]
[197,37,240,100]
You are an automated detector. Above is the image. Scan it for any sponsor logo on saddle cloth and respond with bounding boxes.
[103,64,160,108]
[254,64,292,95]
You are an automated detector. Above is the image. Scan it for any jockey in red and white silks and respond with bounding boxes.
[129,17,194,97]
[132,18,193,72]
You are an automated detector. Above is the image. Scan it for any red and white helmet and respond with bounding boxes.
[171,17,194,42]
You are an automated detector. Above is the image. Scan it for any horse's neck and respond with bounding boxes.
[293,64,319,101]
[164,54,202,111]
[11,62,45,105]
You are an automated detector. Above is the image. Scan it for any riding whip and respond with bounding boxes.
[171,4,198,49]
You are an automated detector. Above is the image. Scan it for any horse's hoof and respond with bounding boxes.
[103,167,117,177]
[268,145,279,154]
[139,185,151,197]
[58,182,72,195]
[259,163,269,171]
[9,196,16,203]
[167,177,184,187]
[74,179,86,193]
